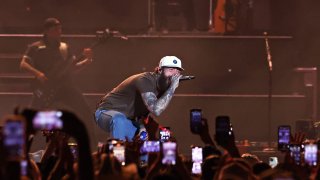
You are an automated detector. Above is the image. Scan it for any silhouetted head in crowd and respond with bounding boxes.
[259,168,297,180]
[216,161,258,180]
[152,172,180,180]
[201,155,220,180]
[96,153,122,177]
[241,153,261,168]
[252,162,271,176]
[203,145,222,159]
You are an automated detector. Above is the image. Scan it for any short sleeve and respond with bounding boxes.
[23,44,38,65]
[23,44,36,60]
[67,44,74,60]
[58,42,74,61]
[135,76,155,94]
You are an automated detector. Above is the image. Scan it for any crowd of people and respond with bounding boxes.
[1,108,320,180]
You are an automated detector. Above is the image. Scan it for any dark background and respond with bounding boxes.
[0,0,300,35]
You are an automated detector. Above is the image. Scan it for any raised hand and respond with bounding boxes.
[36,71,48,83]
[170,74,182,89]
[82,48,93,60]
[198,118,215,146]
[143,116,159,140]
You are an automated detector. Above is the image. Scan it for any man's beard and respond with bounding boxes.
[157,72,171,93]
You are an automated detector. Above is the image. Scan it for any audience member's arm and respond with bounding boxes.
[145,154,163,180]
[198,118,216,146]
[214,125,240,158]
[47,133,75,180]
[281,132,310,179]
[73,48,93,72]
[174,154,192,180]
[28,159,42,180]
[125,136,143,165]
[143,116,159,141]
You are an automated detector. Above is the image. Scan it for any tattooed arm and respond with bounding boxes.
[141,74,182,116]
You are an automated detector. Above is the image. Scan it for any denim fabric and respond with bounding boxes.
[95,109,138,141]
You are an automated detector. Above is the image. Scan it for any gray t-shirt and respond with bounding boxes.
[98,72,160,120]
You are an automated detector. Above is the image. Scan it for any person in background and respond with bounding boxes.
[20,17,97,148]
[154,0,196,33]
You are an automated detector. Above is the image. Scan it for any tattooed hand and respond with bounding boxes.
[170,74,182,90]
[141,74,182,117]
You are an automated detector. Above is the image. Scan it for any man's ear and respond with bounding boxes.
[155,67,162,73]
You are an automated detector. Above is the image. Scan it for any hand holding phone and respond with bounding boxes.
[269,157,278,168]
[190,109,203,134]
[3,116,26,161]
[289,144,301,165]
[33,111,63,130]
[106,139,120,154]
[215,116,233,146]
[191,146,203,174]
[304,144,317,166]
[162,142,177,165]
[192,146,203,163]
[113,143,126,166]
[159,127,171,142]
[68,142,78,160]
[278,125,290,151]
[140,141,160,154]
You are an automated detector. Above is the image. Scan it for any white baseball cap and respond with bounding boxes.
[159,56,184,70]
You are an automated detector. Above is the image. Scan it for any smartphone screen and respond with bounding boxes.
[192,146,203,163]
[162,142,176,165]
[97,142,104,154]
[140,141,160,154]
[305,144,317,166]
[278,126,290,151]
[3,120,25,161]
[190,109,202,134]
[113,144,125,166]
[215,116,232,145]
[106,139,119,154]
[289,144,301,165]
[159,127,171,142]
[269,157,278,168]
[192,162,202,175]
[191,146,203,174]
[20,160,28,176]
[68,143,78,160]
[33,111,63,130]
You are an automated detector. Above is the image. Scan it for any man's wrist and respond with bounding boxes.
[35,71,43,78]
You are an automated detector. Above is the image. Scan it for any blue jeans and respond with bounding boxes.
[95,109,139,141]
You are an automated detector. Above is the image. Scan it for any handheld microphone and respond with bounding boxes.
[179,75,195,81]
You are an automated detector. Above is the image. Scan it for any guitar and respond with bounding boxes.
[32,30,112,108]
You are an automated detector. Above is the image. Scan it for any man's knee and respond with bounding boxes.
[111,114,127,126]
